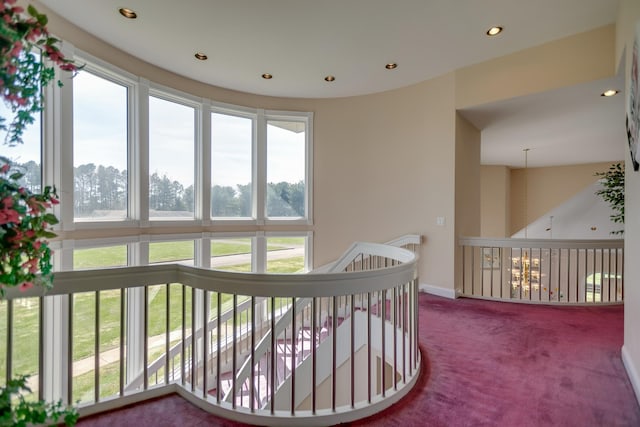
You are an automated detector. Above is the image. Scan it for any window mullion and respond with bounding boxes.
[255,109,266,223]
[135,78,150,226]
[57,43,75,231]
[200,99,212,223]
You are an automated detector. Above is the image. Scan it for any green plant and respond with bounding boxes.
[595,162,624,235]
[1,1,79,424]
[0,156,58,296]
[0,375,78,426]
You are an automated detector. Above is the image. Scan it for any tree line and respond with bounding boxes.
[13,161,305,217]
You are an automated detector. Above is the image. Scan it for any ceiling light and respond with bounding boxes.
[118,8,137,19]
[324,75,335,82]
[385,63,398,70]
[601,89,619,97]
[486,26,503,36]
[194,52,208,61]
[262,73,273,79]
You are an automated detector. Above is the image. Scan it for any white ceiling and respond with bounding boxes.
[460,74,626,168]
[38,0,624,167]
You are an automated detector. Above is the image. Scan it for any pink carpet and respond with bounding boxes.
[77,293,640,426]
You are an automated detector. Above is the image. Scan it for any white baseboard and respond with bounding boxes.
[419,283,457,299]
[622,345,640,407]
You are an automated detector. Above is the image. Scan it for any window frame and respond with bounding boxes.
[65,52,138,230]
[147,86,201,223]
[263,110,313,225]
[50,46,313,249]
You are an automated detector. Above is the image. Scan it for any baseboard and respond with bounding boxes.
[419,283,456,299]
[622,345,640,407]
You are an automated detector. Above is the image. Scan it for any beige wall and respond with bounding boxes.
[311,76,458,290]
[480,166,511,237]
[454,114,481,290]
[509,162,616,235]
[618,0,640,406]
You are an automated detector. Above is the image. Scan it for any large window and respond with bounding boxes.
[149,95,196,219]
[211,112,253,218]
[73,70,129,221]
[266,119,306,218]
[58,55,311,265]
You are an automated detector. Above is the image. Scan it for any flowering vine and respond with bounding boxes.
[0,2,79,425]
[0,0,78,146]
[0,156,58,297]
[0,0,78,297]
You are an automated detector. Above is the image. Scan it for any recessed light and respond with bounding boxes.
[385,63,398,70]
[486,26,503,36]
[262,73,273,79]
[601,89,619,97]
[324,75,335,82]
[119,8,137,19]
[194,52,208,61]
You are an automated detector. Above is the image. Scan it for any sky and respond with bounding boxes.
[1,69,306,191]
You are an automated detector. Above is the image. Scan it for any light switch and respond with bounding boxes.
[436,216,445,226]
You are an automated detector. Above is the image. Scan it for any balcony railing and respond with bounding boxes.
[459,237,623,304]
[0,235,421,426]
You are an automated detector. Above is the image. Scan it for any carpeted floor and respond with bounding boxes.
[77,293,640,426]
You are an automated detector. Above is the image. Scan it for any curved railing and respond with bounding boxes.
[1,236,421,426]
[459,237,623,304]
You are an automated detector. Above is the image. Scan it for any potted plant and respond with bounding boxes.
[0,0,79,425]
[595,162,625,235]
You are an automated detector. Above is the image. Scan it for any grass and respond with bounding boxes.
[2,239,306,402]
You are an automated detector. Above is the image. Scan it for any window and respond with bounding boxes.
[149,96,195,219]
[266,119,306,218]
[73,245,128,269]
[211,112,253,218]
[0,101,42,193]
[266,236,307,273]
[149,240,195,266]
[211,237,252,272]
[73,70,129,221]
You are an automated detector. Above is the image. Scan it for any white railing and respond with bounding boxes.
[0,235,421,426]
[459,237,623,304]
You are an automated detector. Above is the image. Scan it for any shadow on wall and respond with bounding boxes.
[512,181,622,239]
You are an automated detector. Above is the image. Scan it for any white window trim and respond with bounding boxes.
[67,50,139,229]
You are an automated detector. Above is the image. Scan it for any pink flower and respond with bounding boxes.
[50,197,59,205]
[19,282,34,292]
[1,163,10,173]
[22,258,39,274]
[0,209,20,225]
[26,196,43,213]
[1,196,13,208]
[9,42,21,58]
